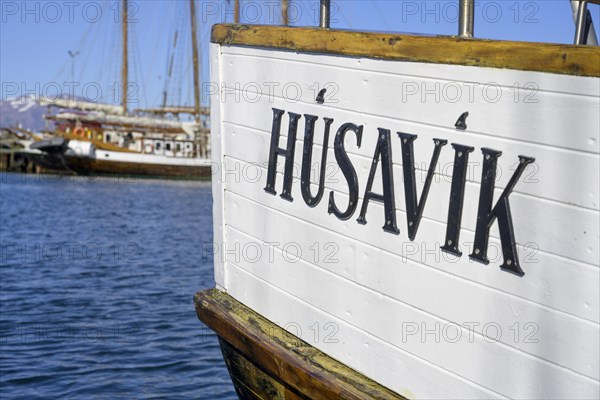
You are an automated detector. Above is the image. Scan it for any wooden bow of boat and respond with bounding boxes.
[194,289,404,400]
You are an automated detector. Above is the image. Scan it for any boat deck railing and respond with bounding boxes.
[572,0,599,44]
[314,0,599,45]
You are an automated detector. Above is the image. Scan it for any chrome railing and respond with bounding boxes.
[320,0,330,29]
[458,0,475,38]
[571,0,598,45]
[316,0,597,46]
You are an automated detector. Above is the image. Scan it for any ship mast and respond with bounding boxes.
[122,0,128,113]
[189,0,201,123]
[282,0,288,26]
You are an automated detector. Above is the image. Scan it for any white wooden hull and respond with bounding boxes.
[207,30,599,399]
[58,140,213,178]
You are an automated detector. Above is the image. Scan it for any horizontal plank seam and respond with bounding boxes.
[222,153,600,268]
[198,284,506,398]
[225,257,600,383]
[224,201,600,328]
[223,188,600,324]
[220,50,600,99]
[218,86,600,156]
[222,120,600,213]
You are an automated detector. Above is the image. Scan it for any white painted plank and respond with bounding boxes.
[219,93,600,210]
[213,42,600,400]
[223,46,600,98]
[220,121,600,267]
[219,154,600,324]
[226,263,507,400]
[219,50,600,154]
[223,191,600,380]
[223,226,600,399]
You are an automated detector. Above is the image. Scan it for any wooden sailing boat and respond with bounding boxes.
[195,0,600,398]
[31,0,211,179]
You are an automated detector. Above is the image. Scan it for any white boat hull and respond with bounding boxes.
[204,27,600,399]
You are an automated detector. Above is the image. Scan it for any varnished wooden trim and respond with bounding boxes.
[220,339,306,400]
[211,24,600,77]
[194,288,405,400]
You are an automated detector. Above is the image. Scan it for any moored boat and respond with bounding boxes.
[32,104,213,179]
[26,0,212,180]
[195,1,600,399]
[60,138,212,179]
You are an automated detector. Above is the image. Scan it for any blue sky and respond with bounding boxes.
[1,0,598,109]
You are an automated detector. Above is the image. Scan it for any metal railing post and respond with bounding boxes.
[574,0,590,44]
[458,0,475,38]
[320,0,330,28]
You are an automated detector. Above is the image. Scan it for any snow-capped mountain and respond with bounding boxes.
[0,95,52,131]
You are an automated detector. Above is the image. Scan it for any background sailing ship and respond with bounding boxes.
[10,0,212,179]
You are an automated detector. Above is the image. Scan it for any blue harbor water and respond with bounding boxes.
[0,173,235,399]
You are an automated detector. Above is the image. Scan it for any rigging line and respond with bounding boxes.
[161,5,179,107]
[102,10,114,102]
[165,30,179,105]
[179,21,190,107]
[146,3,161,107]
[132,23,148,108]
[87,16,106,101]
[172,2,187,107]
[183,46,192,108]
[82,15,104,85]
[51,57,70,87]
[103,18,118,103]
[189,0,203,111]
[94,2,111,96]
[177,0,188,106]
[129,20,138,107]
[71,9,94,83]
[166,0,184,106]
[74,11,96,52]
[337,4,355,30]
[144,1,171,107]
[372,1,390,32]
[78,9,101,85]
[160,37,172,107]
[105,12,117,103]
[165,0,180,105]
[181,16,191,108]
[54,6,96,88]
[51,23,95,88]
[68,0,97,100]
[196,2,203,97]
[110,9,122,105]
